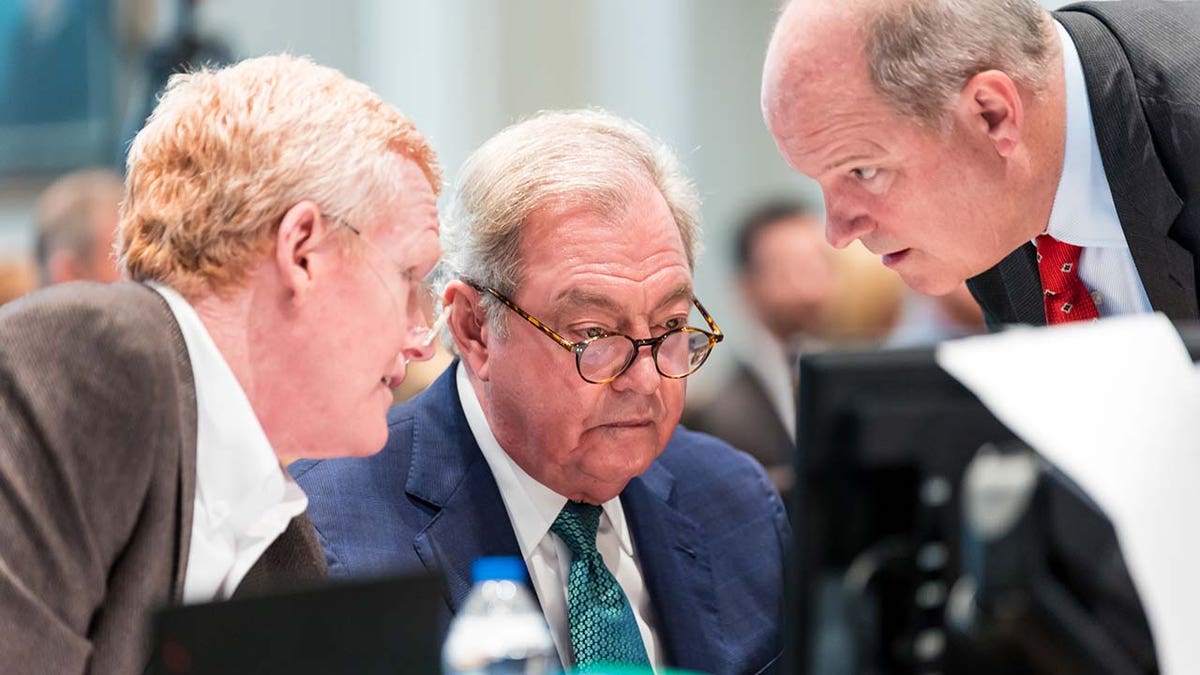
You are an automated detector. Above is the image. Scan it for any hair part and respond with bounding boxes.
[118,54,441,297]
[864,0,1052,125]
[437,108,701,340]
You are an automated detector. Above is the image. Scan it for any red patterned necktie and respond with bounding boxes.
[1035,234,1099,325]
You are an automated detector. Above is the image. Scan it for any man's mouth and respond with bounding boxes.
[599,419,655,429]
[882,249,911,268]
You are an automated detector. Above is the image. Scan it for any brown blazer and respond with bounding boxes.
[0,282,324,674]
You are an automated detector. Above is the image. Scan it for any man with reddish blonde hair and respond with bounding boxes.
[0,54,442,674]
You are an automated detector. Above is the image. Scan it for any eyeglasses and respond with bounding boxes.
[466,280,724,385]
[325,211,447,347]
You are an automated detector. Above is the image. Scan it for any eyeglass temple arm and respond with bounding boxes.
[692,298,724,341]
[465,281,578,353]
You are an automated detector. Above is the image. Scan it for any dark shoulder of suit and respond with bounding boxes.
[969,1,1200,328]
[0,281,196,675]
[1064,1,1200,196]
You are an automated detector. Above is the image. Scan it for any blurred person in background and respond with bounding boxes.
[0,257,35,305]
[34,168,124,286]
[685,201,835,494]
[0,54,441,674]
[820,241,904,343]
[887,282,986,347]
[762,0,1200,330]
[294,109,789,675]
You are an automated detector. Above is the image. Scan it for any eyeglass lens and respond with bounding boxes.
[577,330,712,382]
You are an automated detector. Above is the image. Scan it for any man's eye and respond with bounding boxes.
[851,167,878,181]
[583,326,607,339]
[664,317,685,331]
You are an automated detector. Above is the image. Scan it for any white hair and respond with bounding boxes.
[436,109,701,340]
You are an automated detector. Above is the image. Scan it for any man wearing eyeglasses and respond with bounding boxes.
[293,109,790,675]
[0,55,441,674]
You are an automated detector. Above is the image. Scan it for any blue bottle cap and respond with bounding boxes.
[472,556,528,583]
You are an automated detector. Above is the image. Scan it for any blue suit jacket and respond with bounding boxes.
[292,365,790,675]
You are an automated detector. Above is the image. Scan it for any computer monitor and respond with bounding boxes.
[789,325,1200,674]
[150,573,445,675]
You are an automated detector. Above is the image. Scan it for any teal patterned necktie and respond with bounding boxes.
[550,501,650,669]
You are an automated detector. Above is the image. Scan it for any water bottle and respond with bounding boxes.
[442,556,558,674]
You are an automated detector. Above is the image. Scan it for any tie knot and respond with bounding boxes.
[551,501,602,557]
[1035,234,1084,269]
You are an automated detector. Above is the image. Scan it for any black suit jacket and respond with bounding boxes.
[0,282,324,674]
[968,0,1200,328]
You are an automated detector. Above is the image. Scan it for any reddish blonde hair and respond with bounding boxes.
[119,54,440,296]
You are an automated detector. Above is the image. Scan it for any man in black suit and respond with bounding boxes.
[761,0,1200,330]
[684,201,834,493]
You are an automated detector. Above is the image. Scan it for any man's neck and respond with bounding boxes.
[1026,26,1070,240]
[189,283,291,463]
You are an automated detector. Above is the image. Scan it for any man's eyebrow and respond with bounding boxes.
[652,285,694,312]
[549,289,625,315]
[823,153,876,173]
[548,284,694,316]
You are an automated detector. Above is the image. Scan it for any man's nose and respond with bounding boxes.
[825,207,875,249]
[610,347,661,396]
[401,317,440,364]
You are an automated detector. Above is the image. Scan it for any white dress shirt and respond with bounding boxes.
[149,282,309,604]
[1042,21,1153,318]
[455,363,663,670]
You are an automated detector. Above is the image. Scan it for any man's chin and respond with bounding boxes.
[569,452,661,500]
[899,269,965,297]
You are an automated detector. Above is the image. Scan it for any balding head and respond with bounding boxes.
[759,0,1065,296]
[764,0,1054,135]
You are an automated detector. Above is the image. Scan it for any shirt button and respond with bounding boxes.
[1090,290,1103,306]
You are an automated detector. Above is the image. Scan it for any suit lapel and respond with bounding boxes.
[406,366,522,610]
[231,513,328,599]
[997,242,1048,326]
[1058,8,1196,320]
[621,462,720,671]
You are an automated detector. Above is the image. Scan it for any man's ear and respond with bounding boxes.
[274,201,328,301]
[445,280,493,381]
[955,69,1024,158]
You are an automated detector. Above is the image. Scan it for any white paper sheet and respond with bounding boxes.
[936,314,1200,675]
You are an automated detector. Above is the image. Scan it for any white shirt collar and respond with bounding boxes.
[149,282,308,602]
[1044,20,1127,249]
[455,362,633,560]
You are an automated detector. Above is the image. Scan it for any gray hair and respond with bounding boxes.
[436,108,701,339]
[865,0,1053,124]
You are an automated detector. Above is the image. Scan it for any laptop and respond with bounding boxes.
[149,573,445,674]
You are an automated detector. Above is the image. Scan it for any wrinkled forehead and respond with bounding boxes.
[765,1,873,101]
[517,194,692,300]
